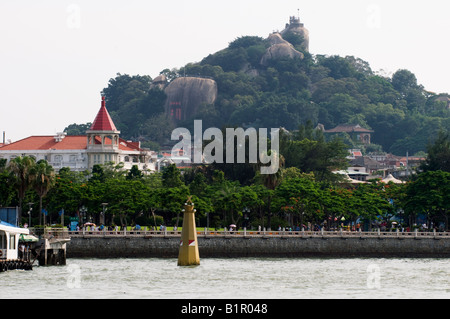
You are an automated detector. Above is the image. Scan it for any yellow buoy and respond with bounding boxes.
[177,196,200,266]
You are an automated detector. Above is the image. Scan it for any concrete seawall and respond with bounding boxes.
[67,236,450,258]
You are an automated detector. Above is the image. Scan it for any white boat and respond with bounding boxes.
[0,221,33,271]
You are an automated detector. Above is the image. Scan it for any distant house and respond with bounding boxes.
[324,124,373,145]
[0,96,156,172]
[433,94,450,109]
[349,156,386,177]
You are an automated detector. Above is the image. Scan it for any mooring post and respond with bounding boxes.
[178,196,200,266]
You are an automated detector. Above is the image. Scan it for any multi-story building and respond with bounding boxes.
[324,124,374,145]
[0,96,156,172]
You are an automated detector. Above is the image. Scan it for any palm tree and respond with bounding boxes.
[33,160,56,225]
[7,156,36,223]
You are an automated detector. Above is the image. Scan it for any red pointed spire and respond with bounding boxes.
[90,95,118,131]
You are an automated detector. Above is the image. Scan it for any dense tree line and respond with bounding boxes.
[1,132,449,231]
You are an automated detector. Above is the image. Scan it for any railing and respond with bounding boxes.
[68,228,450,239]
[30,227,71,241]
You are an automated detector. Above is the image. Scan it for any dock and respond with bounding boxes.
[31,228,71,266]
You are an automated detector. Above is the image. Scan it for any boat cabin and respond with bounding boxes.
[0,221,30,260]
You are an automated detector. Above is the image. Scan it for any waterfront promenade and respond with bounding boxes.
[65,228,450,259]
[67,228,450,240]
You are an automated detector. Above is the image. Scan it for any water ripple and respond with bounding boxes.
[1,258,449,299]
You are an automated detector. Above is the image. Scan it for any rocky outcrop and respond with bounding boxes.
[260,19,308,66]
[164,77,218,123]
[266,32,291,46]
[260,36,304,66]
[150,74,167,90]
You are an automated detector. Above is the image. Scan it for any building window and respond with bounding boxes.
[54,155,63,162]
[94,154,101,164]
[0,233,6,249]
[9,235,15,250]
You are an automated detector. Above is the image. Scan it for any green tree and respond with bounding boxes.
[46,168,87,225]
[126,165,143,180]
[320,187,347,230]
[162,164,183,188]
[405,171,450,230]
[420,130,450,172]
[391,69,420,94]
[316,55,356,79]
[280,125,348,182]
[212,179,242,226]
[64,123,92,135]
[0,159,15,207]
[32,160,56,225]
[189,172,208,197]
[90,164,106,183]
[274,176,322,229]
[7,156,36,222]
[351,183,391,229]
[160,186,190,228]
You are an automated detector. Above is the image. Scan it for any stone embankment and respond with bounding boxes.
[66,230,450,258]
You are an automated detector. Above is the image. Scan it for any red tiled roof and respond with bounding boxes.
[0,136,88,150]
[118,138,143,152]
[325,124,373,133]
[0,136,143,152]
[90,96,118,131]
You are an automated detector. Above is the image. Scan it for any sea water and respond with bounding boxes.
[1,258,449,299]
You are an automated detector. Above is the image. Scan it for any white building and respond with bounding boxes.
[0,96,156,172]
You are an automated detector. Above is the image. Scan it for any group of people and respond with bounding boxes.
[74,224,167,232]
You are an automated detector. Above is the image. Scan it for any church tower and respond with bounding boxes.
[86,95,121,169]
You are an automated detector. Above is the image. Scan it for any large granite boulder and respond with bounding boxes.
[260,38,304,66]
[164,77,218,123]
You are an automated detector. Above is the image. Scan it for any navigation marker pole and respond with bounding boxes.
[178,196,200,266]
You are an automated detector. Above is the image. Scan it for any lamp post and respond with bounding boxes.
[80,205,87,226]
[27,202,33,228]
[101,203,108,226]
[243,207,250,229]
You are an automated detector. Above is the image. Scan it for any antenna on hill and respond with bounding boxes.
[298,8,300,20]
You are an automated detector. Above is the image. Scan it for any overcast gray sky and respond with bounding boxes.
[1,0,449,142]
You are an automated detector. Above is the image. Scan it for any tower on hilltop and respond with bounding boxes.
[281,12,309,52]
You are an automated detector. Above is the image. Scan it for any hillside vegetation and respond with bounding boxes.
[66,32,449,156]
